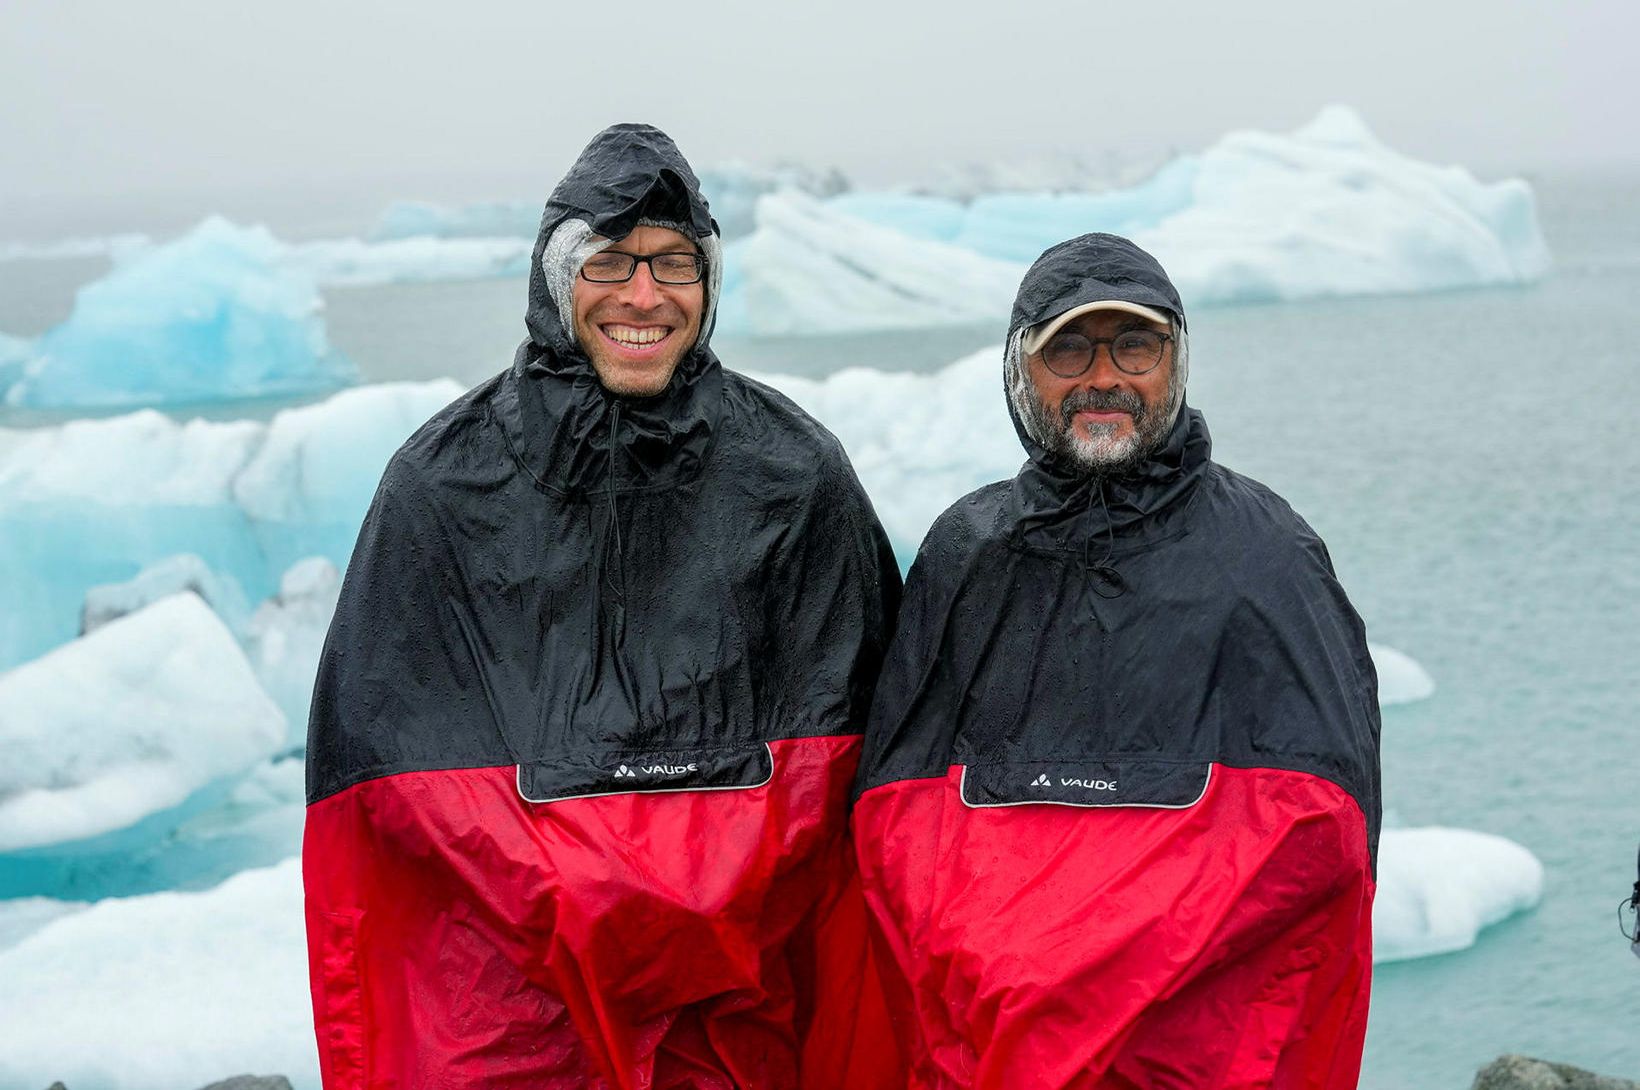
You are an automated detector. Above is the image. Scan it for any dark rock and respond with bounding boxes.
[1473,1055,1640,1090]
[44,1083,68,1090]
[197,1078,294,1090]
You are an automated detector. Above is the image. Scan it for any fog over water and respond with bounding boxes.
[2,0,1633,241]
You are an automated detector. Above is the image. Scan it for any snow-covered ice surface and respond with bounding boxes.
[718,107,1548,335]
[1373,827,1545,963]
[0,858,320,1090]
[0,379,461,670]
[0,594,285,853]
[3,218,357,409]
[246,558,342,743]
[1369,642,1437,706]
[0,895,88,949]
[80,553,253,637]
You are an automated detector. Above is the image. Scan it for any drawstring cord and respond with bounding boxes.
[1082,478,1127,599]
[602,400,627,608]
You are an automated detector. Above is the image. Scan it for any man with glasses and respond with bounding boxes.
[304,124,903,1088]
[854,233,1381,1087]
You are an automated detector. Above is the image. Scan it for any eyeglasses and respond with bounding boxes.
[1039,329,1173,378]
[580,251,706,285]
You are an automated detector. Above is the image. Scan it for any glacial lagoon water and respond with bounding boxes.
[0,171,1635,1087]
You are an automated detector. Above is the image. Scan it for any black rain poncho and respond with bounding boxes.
[853,233,1382,1089]
[304,124,904,1089]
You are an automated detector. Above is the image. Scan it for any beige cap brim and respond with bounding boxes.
[1021,300,1174,356]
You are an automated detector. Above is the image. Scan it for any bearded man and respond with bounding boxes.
[853,233,1381,1088]
[303,125,902,1088]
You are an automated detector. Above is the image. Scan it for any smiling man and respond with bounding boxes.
[303,124,903,1088]
[854,233,1383,1088]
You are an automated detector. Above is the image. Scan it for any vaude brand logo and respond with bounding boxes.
[613,762,700,779]
[1030,772,1118,791]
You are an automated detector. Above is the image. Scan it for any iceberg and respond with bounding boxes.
[697,161,850,240]
[4,217,357,410]
[369,198,541,241]
[0,379,462,670]
[718,107,1549,335]
[0,594,285,853]
[1373,826,1544,962]
[752,348,1018,558]
[1369,642,1437,706]
[0,896,88,950]
[0,858,320,1090]
[286,234,532,286]
[245,558,342,742]
[80,553,253,637]
[726,194,1021,337]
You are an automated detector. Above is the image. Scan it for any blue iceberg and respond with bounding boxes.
[4,217,357,410]
[717,107,1551,336]
[0,380,463,670]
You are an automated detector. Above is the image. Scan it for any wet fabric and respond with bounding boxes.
[854,233,1381,1089]
[304,124,904,1089]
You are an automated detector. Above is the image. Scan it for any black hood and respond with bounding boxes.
[499,123,723,498]
[1001,233,1203,584]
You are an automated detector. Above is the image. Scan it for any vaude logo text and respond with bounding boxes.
[1030,772,1118,791]
[614,762,699,778]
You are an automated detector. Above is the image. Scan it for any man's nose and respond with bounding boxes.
[617,263,663,308]
[1082,344,1127,389]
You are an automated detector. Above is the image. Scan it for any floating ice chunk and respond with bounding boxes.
[234,380,464,527]
[956,156,1201,263]
[0,858,319,1090]
[245,558,342,742]
[724,192,1021,336]
[0,380,461,669]
[81,553,253,637]
[1133,106,1551,306]
[752,347,1019,558]
[1369,642,1436,706]
[722,107,1549,334]
[1373,826,1544,963]
[699,161,850,240]
[369,198,541,240]
[0,331,29,393]
[286,235,532,286]
[5,217,357,409]
[0,594,285,852]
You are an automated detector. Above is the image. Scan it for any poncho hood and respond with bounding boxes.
[501,123,725,498]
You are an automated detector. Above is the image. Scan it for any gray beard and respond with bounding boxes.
[1017,368,1182,479]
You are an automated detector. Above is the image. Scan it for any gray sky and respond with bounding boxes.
[1,0,1633,236]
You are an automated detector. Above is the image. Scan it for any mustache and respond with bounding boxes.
[1059,388,1146,425]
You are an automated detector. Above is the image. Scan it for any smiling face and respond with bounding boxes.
[572,224,705,397]
[1020,308,1179,475]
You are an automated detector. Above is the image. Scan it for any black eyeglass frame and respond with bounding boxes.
[1038,329,1175,378]
[579,251,707,285]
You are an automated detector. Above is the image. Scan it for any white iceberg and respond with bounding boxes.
[1373,826,1544,962]
[286,234,532,286]
[752,347,1018,557]
[0,858,319,1090]
[245,558,343,743]
[81,553,253,637]
[4,217,357,410]
[718,107,1549,335]
[0,380,460,670]
[1369,642,1436,706]
[369,198,540,241]
[727,193,1022,336]
[0,896,88,951]
[0,594,285,853]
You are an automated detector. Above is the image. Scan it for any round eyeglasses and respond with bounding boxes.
[580,251,706,285]
[1039,329,1173,378]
